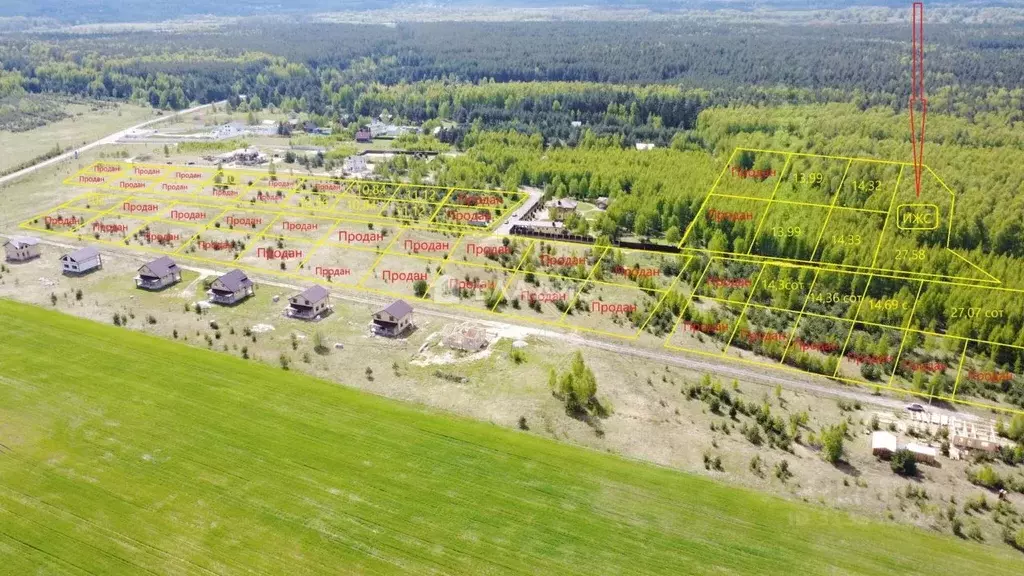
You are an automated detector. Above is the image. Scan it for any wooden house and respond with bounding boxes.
[287,285,331,320]
[135,256,182,290]
[372,299,414,337]
[207,269,254,305]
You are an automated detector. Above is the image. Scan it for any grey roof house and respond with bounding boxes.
[372,299,414,337]
[60,246,102,275]
[287,285,332,320]
[135,256,182,290]
[208,269,254,305]
[3,236,41,262]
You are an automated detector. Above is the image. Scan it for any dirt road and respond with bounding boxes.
[11,233,983,424]
[0,101,224,188]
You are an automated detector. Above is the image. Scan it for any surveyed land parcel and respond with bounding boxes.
[18,154,1024,415]
[0,299,1021,575]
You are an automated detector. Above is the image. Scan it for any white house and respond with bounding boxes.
[3,236,41,262]
[60,246,102,275]
[135,256,182,290]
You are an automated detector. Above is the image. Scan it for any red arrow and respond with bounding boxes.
[909,2,926,197]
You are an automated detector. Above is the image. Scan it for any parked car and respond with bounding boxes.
[905,403,925,412]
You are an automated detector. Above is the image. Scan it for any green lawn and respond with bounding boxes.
[0,298,1019,575]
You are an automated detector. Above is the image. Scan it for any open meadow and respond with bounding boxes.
[0,98,154,172]
[0,298,1021,574]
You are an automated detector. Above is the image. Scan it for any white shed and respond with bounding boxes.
[871,431,898,459]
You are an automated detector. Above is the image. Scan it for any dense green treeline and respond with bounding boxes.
[4,18,1024,126]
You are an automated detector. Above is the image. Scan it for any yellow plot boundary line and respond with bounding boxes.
[886,280,926,387]
[18,214,1024,416]
[677,149,737,249]
[558,246,610,322]
[809,159,854,260]
[174,207,234,255]
[708,192,889,215]
[662,257,715,346]
[231,214,284,263]
[423,234,468,299]
[831,274,876,377]
[662,336,1024,416]
[746,154,794,255]
[720,264,767,353]
[492,240,537,312]
[779,269,820,364]
[948,341,970,401]
[357,232,403,288]
[633,254,694,337]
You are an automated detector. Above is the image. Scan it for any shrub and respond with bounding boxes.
[112,313,121,326]
[279,353,290,370]
[967,465,1003,490]
[313,330,329,355]
[819,423,847,464]
[75,288,83,301]
[742,424,763,446]
[50,293,57,306]
[172,329,178,339]
[509,348,526,364]
[708,397,721,414]
[890,448,918,477]
[302,352,311,364]
[952,517,964,537]
[774,460,793,482]
[241,346,249,360]
[518,416,529,430]
[413,279,428,298]
[749,455,764,477]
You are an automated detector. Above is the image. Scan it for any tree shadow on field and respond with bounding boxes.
[833,460,862,477]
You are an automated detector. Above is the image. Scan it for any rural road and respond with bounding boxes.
[0,100,224,188]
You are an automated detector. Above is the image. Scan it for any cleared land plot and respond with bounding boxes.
[3,300,1022,574]
[62,162,518,232]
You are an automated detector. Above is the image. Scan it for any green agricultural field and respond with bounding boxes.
[0,298,1019,575]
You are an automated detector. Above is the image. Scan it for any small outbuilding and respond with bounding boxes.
[355,128,372,143]
[208,269,254,305]
[372,299,414,337]
[287,285,332,320]
[60,246,102,275]
[135,256,182,290]
[906,442,938,464]
[871,431,898,459]
[3,236,41,262]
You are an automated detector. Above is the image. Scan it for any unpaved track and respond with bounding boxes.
[5,233,985,424]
